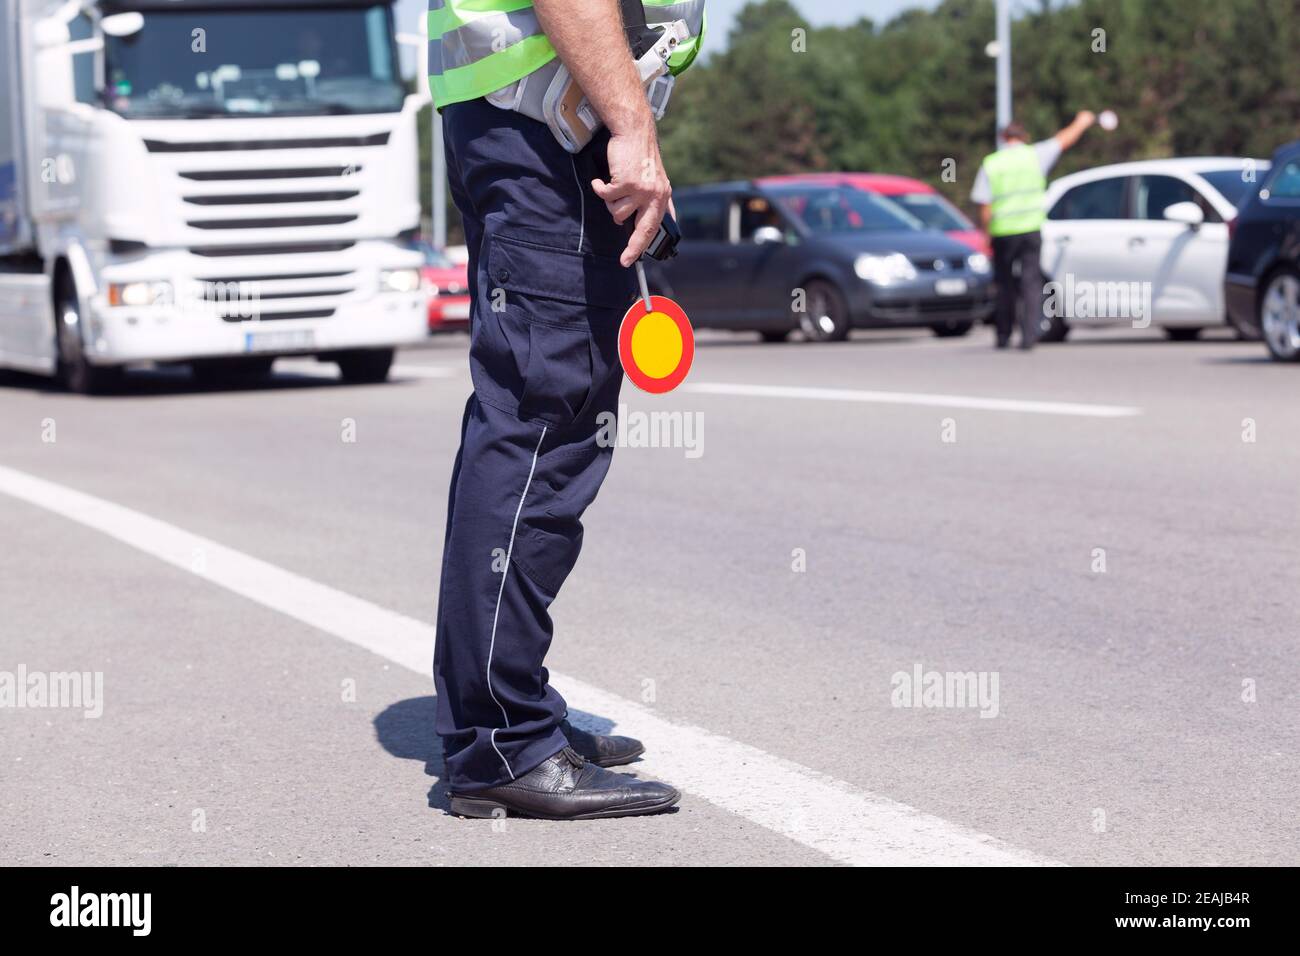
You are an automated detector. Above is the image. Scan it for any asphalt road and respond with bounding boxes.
[0,323,1296,866]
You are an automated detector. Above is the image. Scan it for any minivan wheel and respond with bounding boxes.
[931,320,973,338]
[54,272,122,394]
[1259,269,1300,362]
[799,280,850,342]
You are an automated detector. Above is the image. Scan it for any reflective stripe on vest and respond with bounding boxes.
[428,0,706,110]
[983,143,1047,238]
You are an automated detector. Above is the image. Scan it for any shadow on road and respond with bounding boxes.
[374,695,623,815]
[0,366,423,397]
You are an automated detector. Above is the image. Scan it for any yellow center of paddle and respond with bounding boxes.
[629,311,683,379]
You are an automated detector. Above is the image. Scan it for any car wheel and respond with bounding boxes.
[1036,312,1070,343]
[760,330,791,343]
[191,356,275,388]
[1164,327,1203,342]
[54,272,122,395]
[931,320,974,338]
[1259,269,1300,362]
[799,279,850,342]
[336,348,395,383]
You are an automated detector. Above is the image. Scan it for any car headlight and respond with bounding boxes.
[107,280,171,307]
[380,268,421,293]
[967,253,991,275]
[854,253,917,285]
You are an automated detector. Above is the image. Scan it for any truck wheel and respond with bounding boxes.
[931,320,974,338]
[799,279,850,342]
[191,357,275,388]
[336,348,394,383]
[55,273,121,395]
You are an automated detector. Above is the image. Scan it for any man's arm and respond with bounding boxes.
[534,0,670,267]
[979,205,992,231]
[1054,111,1097,153]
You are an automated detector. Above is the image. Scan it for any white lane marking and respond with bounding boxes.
[0,464,1061,867]
[484,425,548,780]
[684,381,1141,418]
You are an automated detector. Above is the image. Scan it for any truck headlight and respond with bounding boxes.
[854,253,917,285]
[967,253,991,275]
[107,280,171,307]
[380,269,421,293]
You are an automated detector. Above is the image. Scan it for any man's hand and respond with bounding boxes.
[534,0,671,267]
[592,120,671,267]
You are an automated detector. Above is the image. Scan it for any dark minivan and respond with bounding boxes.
[647,181,993,342]
[1225,140,1300,361]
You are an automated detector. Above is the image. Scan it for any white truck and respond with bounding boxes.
[0,0,429,392]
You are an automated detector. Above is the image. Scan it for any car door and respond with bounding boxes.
[1128,174,1230,325]
[654,191,731,324]
[1043,175,1139,326]
[729,193,800,327]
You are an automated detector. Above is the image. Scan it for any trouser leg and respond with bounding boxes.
[433,99,635,792]
[1018,231,1043,348]
[992,235,1017,346]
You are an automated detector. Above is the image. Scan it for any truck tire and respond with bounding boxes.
[55,272,122,395]
[336,348,394,384]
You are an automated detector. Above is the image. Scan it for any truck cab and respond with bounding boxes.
[0,0,429,391]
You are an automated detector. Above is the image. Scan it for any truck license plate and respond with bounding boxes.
[934,278,968,296]
[245,329,315,353]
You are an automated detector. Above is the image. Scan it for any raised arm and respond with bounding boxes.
[1054,111,1097,153]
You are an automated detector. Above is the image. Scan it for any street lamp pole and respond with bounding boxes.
[995,0,1012,145]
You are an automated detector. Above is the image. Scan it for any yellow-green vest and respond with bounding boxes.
[428,0,705,110]
[982,143,1047,238]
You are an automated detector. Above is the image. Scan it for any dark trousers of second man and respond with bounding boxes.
[433,98,637,793]
[991,229,1043,348]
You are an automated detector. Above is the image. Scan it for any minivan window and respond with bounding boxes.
[676,194,729,241]
[1049,177,1128,220]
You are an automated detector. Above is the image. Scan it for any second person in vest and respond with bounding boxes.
[972,111,1096,349]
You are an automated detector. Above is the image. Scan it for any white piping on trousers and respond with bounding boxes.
[487,425,548,780]
[571,156,585,252]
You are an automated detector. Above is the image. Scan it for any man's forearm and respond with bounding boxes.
[534,0,654,135]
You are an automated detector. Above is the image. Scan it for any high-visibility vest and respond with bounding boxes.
[982,143,1048,238]
[428,0,706,111]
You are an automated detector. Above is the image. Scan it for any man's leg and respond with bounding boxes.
[433,99,637,794]
[1018,231,1044,349]
[992,235,1017,348]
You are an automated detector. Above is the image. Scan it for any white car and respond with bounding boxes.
[1039,158,1268,341]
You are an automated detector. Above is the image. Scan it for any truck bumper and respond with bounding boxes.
[83,293,427,365]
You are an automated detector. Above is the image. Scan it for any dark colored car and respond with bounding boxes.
[647,181,994,342]
[1225,140,1300,361]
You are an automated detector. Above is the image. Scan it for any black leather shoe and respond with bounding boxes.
[560,718,645,767]
[448,747,679,820]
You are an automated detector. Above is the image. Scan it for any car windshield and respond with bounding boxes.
[887,192,971,231]
[767,185,923,234]
[1200,167,1267,208]
[104,5,405,118]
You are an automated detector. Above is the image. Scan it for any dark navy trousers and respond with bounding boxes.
[434,98,637,792]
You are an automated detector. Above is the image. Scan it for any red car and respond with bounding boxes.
[758,173,991,257]
[415,242,471,331]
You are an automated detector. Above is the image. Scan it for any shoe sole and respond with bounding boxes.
[449,788,679,821]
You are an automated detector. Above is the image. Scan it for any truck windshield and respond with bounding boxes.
[104,5,405,118]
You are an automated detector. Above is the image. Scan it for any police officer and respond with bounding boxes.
[428,0,703,819]
[972,112,1095,349]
